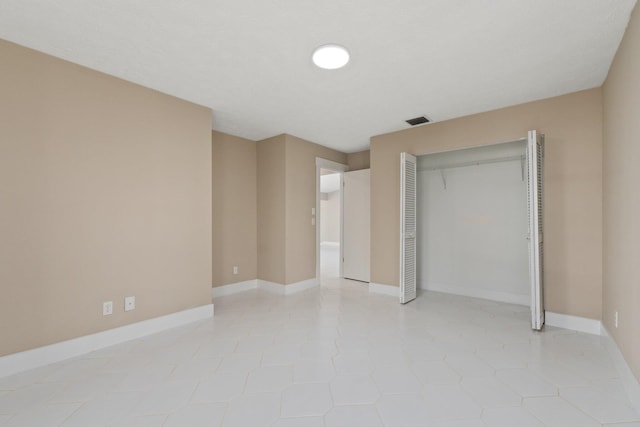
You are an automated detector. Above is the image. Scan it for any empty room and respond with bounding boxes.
[1,1,640,426]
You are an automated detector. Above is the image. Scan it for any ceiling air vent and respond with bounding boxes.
[405,116,430,126]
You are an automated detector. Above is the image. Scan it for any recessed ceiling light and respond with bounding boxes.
[312,44,350,70]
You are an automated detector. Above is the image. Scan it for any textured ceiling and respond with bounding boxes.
[0,0,636,152]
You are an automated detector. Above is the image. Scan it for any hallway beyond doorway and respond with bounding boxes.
[320,242,340,279]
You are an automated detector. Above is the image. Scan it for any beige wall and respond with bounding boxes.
[347,150,371,171]
[603,4,640,379]
[257,135,287,284]
[256,134,347,285]
[0,40,212,356]
[212,131,257,287]
[284,135,347,284]
[370,88,603,320]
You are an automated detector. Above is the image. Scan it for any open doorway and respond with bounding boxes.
[315,158,348,280]
[320,169,341,278]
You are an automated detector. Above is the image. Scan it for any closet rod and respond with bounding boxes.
[419,154,524,172]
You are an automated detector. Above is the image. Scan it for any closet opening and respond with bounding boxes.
[418,139,528,304]
[400,131,544,330]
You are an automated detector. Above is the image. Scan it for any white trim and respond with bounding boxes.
[257,279,287,294]
[211,280,258,297]
[285,278,319,294]
[211,278,320,298]
[320,241,340,247]
[369,282,399,297]
[420,282,530,306]
[545,311,602,335]
[0,304,214,379]
[316,157,349,172]
[258,278,319,295]
[600,326,640,411]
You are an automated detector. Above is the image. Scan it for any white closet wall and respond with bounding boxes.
[417,142,529,305]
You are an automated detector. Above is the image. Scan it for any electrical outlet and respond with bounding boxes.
[103,301,113,316]
[233,266,238,275]
[615,311,619,328]
[124,296,135,312]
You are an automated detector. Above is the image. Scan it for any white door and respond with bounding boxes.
[343,169,370,282]
[400,153,417,304]
[527,130,545,330]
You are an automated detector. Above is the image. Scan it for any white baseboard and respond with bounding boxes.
[420,281,529,306]
[211,278,319,297]
[0,304,214,379]
[257,279,286,294]
[212,280,258,297]
[601,326,640,411]
[369,282,399,297]
[257,278,319,295]
[545,311,602,335]
[420,282,601,336]
[285,278,319,294]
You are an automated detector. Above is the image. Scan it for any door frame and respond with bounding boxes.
[316,158,349,280]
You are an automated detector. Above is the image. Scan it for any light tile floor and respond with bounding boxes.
[0,278,639,426]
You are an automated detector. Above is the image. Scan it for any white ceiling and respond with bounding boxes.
[0,0,636,152]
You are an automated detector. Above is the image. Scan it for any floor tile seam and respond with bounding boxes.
[177,379,203,418]
[127,382,198,418]
[454,379,506,412]
[0,401,83,427]
[441,356,496,380]
[526,394,606,425]
[216,395,233,427]
[424,388,484,424]
[364,398,386,426]
[492,368,560,399]
[502,403,551,427]
[45,389,105,406]
[560,384,640,415]
[189,377,235,406]
[191,367,249,402]
[327,368,382,406]
[237,365,254,397]
[0,413,15,425]
[54,400,90,427]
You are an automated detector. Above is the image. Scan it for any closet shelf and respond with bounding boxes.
[419,154,525,172]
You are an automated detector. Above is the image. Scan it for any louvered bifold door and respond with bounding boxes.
[527,130,545,330]
[400,152,417,304]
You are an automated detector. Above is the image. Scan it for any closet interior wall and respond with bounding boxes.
[417,140,530,305]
